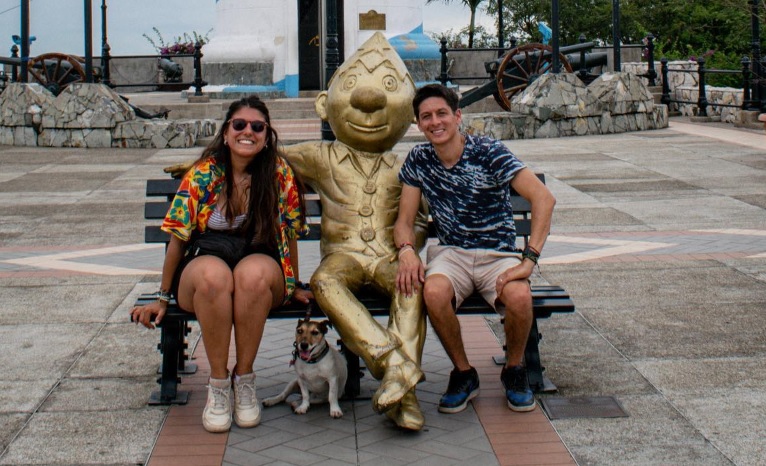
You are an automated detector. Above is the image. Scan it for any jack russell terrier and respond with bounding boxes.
[263,318,348,418]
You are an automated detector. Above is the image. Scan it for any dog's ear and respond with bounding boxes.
[296,318,305,329]
[318,319,331,334]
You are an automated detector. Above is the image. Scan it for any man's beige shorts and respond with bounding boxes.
[425,245,522,310]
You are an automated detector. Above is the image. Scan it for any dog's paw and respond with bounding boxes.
[262,397,279,407]
[329,408,343,418]
[291,400,310,415]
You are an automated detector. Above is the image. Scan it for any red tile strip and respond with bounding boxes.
[459,315,576,466]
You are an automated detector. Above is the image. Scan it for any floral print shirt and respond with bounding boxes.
[161,156,309,302]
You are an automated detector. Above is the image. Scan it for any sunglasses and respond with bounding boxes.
[229,118,268,133]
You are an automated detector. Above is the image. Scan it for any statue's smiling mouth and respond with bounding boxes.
[347,122,388,133]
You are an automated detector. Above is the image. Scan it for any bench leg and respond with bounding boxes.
[524,319,557,393]
[149,319,190,405]
[338,339,363,399]
[494,318,558,393]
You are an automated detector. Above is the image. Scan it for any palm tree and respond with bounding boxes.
[426,0,488,48]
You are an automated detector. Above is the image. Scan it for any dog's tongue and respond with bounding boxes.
[300,350,312,360]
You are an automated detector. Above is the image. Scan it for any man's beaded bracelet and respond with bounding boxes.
[521,246,540,264]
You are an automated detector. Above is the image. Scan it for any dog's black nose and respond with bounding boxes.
[299,342,309,350]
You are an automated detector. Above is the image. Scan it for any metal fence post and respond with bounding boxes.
[439,37,449,86]
[578,34,588,79]
[660,58,670,106]
[101,43,112,87]
[696,58,708,117]
[193,42,206,96]
[741,56,752,109]
[10,45,19,82]
[645,34,656,86]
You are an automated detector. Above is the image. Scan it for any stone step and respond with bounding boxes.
[125,95,319,121]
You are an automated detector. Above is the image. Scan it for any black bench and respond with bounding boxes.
[136,174,575,405]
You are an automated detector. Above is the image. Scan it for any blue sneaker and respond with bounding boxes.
[438,367,480,413]
[501,365,536,412]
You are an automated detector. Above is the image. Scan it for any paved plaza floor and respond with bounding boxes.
[0,116,764,465]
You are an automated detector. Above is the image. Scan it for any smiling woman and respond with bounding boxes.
[130,95,312,433]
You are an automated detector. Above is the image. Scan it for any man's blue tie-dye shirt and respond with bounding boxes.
[399,134,525,252]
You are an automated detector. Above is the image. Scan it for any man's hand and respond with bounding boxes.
[396,248,425,297]
[130,302,167,329]
[496,259,535,296]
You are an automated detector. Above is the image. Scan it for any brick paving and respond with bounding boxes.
[0,116,764,465]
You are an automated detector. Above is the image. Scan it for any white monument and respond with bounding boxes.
[202,0,440,97]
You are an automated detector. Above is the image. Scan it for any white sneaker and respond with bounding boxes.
[202,377,232,433]
[233,372,261,428]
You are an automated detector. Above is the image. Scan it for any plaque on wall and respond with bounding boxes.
[359,10,386,31]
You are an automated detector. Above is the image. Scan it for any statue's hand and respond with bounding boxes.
[396,249,424,297]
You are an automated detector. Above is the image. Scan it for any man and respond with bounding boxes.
[282,32,428,430]
[394,84,556,413]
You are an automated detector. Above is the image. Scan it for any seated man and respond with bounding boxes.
[394,84,556,414]
[283,32,428,430]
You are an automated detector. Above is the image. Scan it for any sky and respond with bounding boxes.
[0,0,496,57]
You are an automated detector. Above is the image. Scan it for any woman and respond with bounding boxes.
[130,96,312,433]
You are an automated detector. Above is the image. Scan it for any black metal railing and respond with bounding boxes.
[437,34,657,88]
[660,56,766,116]
[2,41,207,96]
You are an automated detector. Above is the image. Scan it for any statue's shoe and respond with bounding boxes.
[385,390,424,431]
[372,360,423,413]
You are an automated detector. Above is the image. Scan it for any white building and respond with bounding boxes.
[202,0,440,97]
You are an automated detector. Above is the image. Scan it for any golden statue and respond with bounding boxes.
[283,32,428,430]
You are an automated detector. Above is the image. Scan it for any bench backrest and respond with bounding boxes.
[144,174,544,250]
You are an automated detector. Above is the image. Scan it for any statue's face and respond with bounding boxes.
[323,60,415,153]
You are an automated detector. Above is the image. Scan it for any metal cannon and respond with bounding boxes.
[459,41,609,110]
[158,57,184,83]
[1,53,101,96]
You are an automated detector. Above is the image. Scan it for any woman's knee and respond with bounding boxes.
[187,260,233,298]
[233,256,282,296]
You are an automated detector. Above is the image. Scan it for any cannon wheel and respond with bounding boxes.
[26,53,86,96]
[494,43,573,111]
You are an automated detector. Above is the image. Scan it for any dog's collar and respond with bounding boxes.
[290,340,330,365]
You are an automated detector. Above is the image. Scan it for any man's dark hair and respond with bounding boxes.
[412,84,460,120]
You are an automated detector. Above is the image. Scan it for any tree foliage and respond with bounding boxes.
[426,0,490,48]
[480,0,761,59]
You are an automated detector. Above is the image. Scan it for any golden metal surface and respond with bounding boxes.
[283,33,427,427]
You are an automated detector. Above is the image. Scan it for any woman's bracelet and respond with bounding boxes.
[157,289,171,304]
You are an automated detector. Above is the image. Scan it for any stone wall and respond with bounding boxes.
[0,83,215,148]
[461,72,668,140]
[622,60,747,122]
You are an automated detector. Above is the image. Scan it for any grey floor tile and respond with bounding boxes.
[258,445,332,465]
